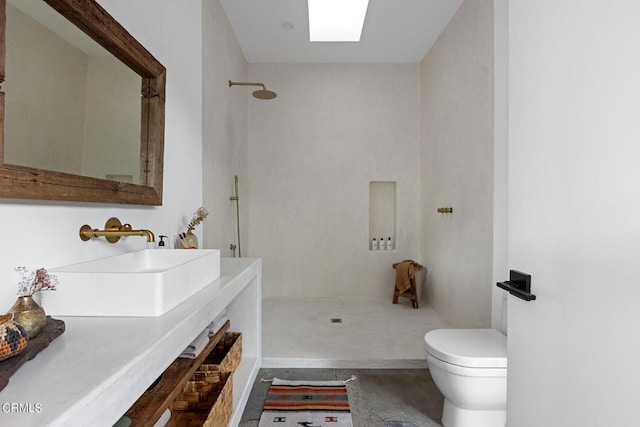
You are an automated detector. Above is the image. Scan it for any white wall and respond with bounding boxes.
[420,0,494,327]
[202,0,249,256]
[507,1,640,425]
[247,64,421,298]
[0,0,204,306]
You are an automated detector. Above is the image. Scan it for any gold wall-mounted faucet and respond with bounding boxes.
[79,217,155,243]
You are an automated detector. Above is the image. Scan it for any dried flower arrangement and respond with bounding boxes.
[15,267,58,297]
[186,206,209,233]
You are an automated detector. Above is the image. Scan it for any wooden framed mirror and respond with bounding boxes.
[0,0,166,205]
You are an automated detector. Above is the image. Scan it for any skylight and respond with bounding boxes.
[308,0,370,42]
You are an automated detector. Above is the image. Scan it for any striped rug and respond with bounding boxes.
[258,378,353,426]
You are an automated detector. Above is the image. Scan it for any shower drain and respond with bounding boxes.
[330,318,343,323]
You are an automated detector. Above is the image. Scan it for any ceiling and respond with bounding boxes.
[218,0,464,64]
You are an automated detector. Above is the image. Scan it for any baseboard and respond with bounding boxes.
[261,357,427,369]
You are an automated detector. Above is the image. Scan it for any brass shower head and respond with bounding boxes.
[228,80,277,100]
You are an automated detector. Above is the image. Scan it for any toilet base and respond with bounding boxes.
[442,399,506,427]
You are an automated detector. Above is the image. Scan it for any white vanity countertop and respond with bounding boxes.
[0,257,261,427]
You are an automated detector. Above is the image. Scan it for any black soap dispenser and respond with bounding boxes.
[158,235,167,249]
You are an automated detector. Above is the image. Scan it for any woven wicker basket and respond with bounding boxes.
[169,371,232,427]
[167,332,241,427]
[199,332,242,375]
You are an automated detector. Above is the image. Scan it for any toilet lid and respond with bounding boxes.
[424,329,507,369]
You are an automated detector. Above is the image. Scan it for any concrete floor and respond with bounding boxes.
[239,368,444,427]
[241,297,451,426]
[261,297,451,369]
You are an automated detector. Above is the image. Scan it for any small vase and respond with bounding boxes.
[0,313,29,361]
[10,295,47,339]
[185,231,198,249]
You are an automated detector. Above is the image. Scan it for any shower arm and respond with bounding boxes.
[229,80,277,100]
[228,81,266,90]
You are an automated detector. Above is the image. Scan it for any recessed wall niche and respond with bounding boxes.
[369,181,396,250]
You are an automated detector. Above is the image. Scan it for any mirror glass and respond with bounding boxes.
[5,0,141,183]
[0,0,166,205]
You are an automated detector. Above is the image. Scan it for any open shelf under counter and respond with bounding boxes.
[0,257,262,427]
[124,321,232,426]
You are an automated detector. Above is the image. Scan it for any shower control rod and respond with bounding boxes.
[230,175,241,257]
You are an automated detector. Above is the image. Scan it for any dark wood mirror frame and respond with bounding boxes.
[0,0,166,205]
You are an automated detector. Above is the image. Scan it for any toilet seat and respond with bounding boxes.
[424,329,507,369]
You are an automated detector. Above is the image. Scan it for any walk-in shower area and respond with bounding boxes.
[261,297,451,369]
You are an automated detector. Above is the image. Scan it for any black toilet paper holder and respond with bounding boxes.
[497,270,536,301]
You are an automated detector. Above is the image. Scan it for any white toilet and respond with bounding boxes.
[424,328,507,427]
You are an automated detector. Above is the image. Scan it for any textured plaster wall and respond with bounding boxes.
[247,64,421,299]
[420,0,494,327]
[202,0,249,255]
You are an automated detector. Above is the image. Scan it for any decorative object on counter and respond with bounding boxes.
[15,266,58,297]
[182,206,208,249]
[0,317,65,391]
[187,207,209,233]
[0,313,28,362]
[10,296,47,339]
[179,232,195,249]
[183,232,198,249]
[11,267,58,338]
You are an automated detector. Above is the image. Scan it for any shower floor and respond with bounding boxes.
[262,297,451,368]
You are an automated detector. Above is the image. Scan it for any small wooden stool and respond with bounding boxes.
[392,261,424,309]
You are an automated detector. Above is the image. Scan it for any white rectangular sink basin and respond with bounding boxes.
[45,249,220,317]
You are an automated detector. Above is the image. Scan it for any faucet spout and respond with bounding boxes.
[80,217,155,243]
